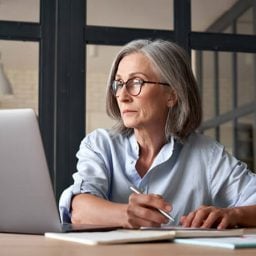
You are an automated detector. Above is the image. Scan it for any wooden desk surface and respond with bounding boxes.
[1,229,256,256]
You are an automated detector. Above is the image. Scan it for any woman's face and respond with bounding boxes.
[115,52,175,132]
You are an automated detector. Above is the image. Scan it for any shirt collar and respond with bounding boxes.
[128,133,175,167]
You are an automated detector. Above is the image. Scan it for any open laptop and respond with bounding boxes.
[0,108,120,234]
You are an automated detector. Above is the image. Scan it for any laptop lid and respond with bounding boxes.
[0,108,62,234]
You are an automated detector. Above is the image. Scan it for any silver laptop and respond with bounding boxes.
[0,108,120,234]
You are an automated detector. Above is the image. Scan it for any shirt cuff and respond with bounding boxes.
[59,185,76,223]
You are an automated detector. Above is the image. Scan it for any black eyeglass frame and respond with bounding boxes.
[111,77,170,96]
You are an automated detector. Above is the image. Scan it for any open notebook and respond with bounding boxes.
[0,108,120,234]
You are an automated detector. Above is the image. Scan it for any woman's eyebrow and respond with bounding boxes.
[115,72,147,79]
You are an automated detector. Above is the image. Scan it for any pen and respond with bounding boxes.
[129,186,175,222]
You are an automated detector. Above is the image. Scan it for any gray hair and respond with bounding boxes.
[106,39,202,141]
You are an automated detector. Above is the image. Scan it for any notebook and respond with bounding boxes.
[174,235,256,249]
[0,108,120,234]
[45,229,176,245]
[140,226,244,238]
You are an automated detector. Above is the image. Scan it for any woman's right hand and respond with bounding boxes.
[124,192,172,228]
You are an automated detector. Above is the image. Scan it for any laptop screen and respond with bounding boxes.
[0,109,61,234]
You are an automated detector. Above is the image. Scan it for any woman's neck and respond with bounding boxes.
[134,129,166,177]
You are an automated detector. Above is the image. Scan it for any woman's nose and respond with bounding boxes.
[116,86,131,101]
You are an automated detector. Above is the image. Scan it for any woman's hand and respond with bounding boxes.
[124,193,172,228]
[180,205,238,229]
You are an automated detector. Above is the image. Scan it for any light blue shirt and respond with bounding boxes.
[59,129,256,224]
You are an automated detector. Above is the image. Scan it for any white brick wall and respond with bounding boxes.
[86,72,115,133]
[0,69,38,114]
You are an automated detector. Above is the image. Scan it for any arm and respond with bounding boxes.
[180,205,256,229]
[71,194,127,226]
[71,193,172,228]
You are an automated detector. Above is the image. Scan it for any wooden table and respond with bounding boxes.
[1,229,256,256]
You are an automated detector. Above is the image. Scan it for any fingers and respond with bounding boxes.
[130,193,171,212]
[215,216,230,229]
[180,206,234,229]
[181,206,215,228]
[126,193,172,228]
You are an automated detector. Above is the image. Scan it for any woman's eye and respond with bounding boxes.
[133,79,142,85]
[117,81,123,87]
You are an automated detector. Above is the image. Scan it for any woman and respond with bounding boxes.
[59,39,256,229]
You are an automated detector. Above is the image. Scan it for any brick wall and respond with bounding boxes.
[0,69,38,113]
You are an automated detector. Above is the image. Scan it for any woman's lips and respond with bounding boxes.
[122,110,137,114]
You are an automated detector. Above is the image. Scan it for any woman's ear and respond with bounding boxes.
[167,90,177,108]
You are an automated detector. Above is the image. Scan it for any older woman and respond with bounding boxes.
[59,39,256,229]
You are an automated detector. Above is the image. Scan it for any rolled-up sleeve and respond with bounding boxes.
[59,173,87,223]
[58,130,112,223]
[59,185,74,223]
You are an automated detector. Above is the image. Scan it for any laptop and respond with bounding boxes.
[0,108,120,234]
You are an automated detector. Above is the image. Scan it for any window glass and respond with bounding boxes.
[196,49,256,121]
[192,0,237,32]
[192,0,255,35]
[0,40,39,113]
[86,0,173,30]
[219,52,232,114]
[236,8,253,35]
[200,51,215,121]
[236,115,255,170]
[0,0,40,22]
[86,45,120,133]
[237,52,255,107]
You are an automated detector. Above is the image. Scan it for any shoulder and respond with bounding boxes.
[183,133,240,173]
[80,128,129,150]
[77,129,133,162]
[183,132,224,156]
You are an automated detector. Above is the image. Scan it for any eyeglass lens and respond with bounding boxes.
[112,78,143,96]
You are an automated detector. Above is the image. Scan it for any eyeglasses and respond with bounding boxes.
[111,77,170,96]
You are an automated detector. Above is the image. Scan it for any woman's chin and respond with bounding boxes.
[123,121,137,129]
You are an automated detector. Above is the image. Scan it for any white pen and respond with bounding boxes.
[129,186,175,222]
